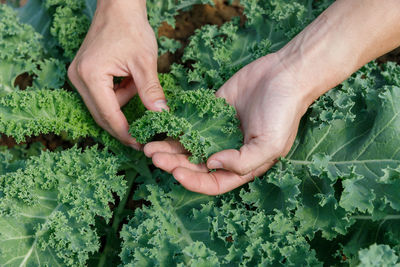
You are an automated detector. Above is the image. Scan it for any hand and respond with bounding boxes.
[68,0,168,149]
[144,0,400,195]
[144,53,312,195]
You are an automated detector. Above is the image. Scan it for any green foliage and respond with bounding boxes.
[357,244,400,267]
[0,5,65,95]
[2,0,400,266]
[146,0,214,55]
[130,89,243,163]
[0,88,147,171]
[158,35,182,55]
[0,5,42,61]
[146,0,213,30]
[33,58,67,89]
[174,0,316,90]
[0,148,25,175]
[0,146,125,266]
[49,6,89,59]
[45,0,90,60]
[287,62,400,235]
[337,220,400,266]
[123,62,400,266]
[0,89,100,143]
[120,179,321,266]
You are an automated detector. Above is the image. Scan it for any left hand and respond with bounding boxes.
[143,53,312,195]
[68,0,167,149]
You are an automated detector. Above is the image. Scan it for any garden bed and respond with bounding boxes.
[1,1,400,266]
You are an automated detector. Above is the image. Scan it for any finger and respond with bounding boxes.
[152,152,208,173]
[252,160,276,178]
[129,56,168,111]
[207,138,280,176]
[69,67,121,139]
[69,60,140,148]
[172,168,254,195]
[144,140,187,157]
[115,77,138,107]
[83,73,138,146]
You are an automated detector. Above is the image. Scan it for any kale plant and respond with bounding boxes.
[1,1,399,266]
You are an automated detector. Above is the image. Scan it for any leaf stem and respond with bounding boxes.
[352,215,400,220]
[97,169,137,267]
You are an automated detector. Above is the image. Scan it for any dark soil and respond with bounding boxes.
[377,47,400,65]
[0,133,98,152]
[0,133,73,150]
[14,72,32,90]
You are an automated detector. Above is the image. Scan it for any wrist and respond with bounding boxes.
[276,0,400,108]
[96,0,147,19]
[276,16,359,108]
[252,53,316,116]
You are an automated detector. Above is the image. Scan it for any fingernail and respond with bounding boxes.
[208,160,223,169]
[154,100,168,111]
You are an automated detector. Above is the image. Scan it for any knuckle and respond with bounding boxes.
[236,164,252,176]
[143,81,162,96]
[67,62,77,81]
[234,150,252,175]
[137,53,157,67]
[76,58,95,81]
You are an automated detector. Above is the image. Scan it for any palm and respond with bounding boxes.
[144,54,309,195]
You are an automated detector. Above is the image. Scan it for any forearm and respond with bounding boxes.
[95,0,147,20]
[278,0,400,105]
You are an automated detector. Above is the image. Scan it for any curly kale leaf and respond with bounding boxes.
[0,146,126,266]
[123,62,400,266]
[0,149,25,175]
[275,62,400,243]
[357,244,400,267]
[0,5,43,62]
[45,0,85,10]
[32,58,67,89]
[0,5,66,94]
[147,0,213,30]
[130,89,243,163]
[174,0,324,91]
[0,142,44,176]
[119,180,321,266]
[329,219,400,266]
[45,0,90,60]
[9,0,94,59]
[50,7,89,60]
[146,0,214,55]
[0,89,99,143]
[0,88,148,173]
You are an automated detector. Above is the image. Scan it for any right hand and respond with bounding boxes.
[68,0,168,149]
[143,53,313,195]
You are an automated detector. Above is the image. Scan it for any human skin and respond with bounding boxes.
[69,0,400,195]
[68,0,168,150]
[144,0,400,195]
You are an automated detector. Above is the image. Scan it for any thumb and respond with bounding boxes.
[207,138,278,176]
[131,57,168,111]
